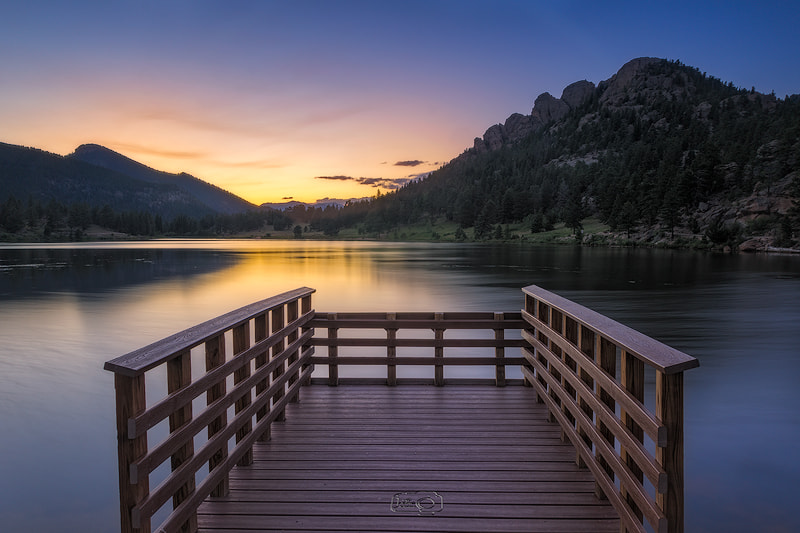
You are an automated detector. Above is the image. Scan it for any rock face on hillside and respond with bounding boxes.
[561,80,595,109]
[598,57,663,105]
[473,57,714,154]
[474,76,598,153]
[531,92,570,124]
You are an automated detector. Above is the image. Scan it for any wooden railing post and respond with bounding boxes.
[433,312,444,386]
[537,300,551,409]
[386,312,397,386]
[271,305,286,421]
[166,349,197,532]
[254,312,270,441]
[114,373,150,533]
[621,349,645,525]
[205,333,229,497]
[494,312,506,387]
[301,295,313,382]
[576,325,595,469]
[328,313,338,386]
[657,370,685,533]
[523,295,537,392]
[595,336,616,500]
[232,322,252,466]
[286,300,300,398]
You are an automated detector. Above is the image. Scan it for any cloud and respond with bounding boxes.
[394,160,425,167]
[112,142,207,160]
[358,177,386,186]
[315,175,355,181]
[282,196,293,200]
[314,174,417,190]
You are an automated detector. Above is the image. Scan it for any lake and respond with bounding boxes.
[0,240,798,532]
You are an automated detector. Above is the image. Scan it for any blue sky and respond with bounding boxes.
[1,1,798,203]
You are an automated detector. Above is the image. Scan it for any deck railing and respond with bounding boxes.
[104,287,315,533]
[106,285,697,533]
[307,311,528,386]
[520,284,699,533]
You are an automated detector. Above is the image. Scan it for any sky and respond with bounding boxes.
[2,1,799,205]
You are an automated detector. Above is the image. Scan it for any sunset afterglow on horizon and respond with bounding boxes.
[2,1,799,205]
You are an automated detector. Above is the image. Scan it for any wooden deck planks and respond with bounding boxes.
[197,385,618,533]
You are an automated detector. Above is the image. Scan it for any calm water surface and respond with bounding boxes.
[0,240,798,532]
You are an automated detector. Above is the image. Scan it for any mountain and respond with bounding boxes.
[68,144,256,214]
[0,142,217,219]
[261,198,352,210]
[337,57,799,250]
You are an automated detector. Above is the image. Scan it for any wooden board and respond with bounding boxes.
[197,384,618,532]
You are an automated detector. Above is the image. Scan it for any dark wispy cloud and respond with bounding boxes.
[282,196,293,200]
[394,160,425,167]
[315,175,354,181]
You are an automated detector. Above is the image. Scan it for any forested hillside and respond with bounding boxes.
[318,58,800,250]
[0,142,216,219]
[68,144,256,215]
[0,143,285,241]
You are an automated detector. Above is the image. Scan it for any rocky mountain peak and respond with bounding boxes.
[473,57,706,154]
[601,57,662,93]
[598,56,689,106]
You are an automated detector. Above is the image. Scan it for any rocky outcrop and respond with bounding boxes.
[473,124,505,153]
[531,92,570,124]
[598,57,662,105]
[503,113,534,143]
[561,80,595,109]
[472,77,597,154]
[483,124,505,151]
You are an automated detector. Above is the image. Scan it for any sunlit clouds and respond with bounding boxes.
[315,175,424,191]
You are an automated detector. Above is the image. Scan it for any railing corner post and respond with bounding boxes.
[114,372,151,533]
[657,370,685,533]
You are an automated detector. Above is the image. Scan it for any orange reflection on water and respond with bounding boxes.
[77,240,460,351]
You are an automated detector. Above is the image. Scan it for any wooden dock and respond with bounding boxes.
[104,285,698,533]
[196,385,619,532]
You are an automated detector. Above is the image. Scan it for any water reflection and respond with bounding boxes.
[0,240,798,532]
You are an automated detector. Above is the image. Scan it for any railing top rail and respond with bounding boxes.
[104,287,315,377]
[522,284,698,374]
[310,312,524,330]
[313,311,523,320]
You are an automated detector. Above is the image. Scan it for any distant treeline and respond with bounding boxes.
[0,196,293,239]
